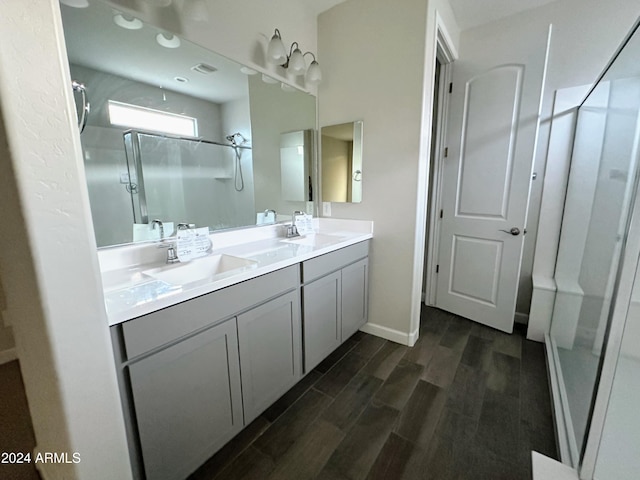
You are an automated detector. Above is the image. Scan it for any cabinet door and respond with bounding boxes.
[237,290,302,423]
[342,258,369,340]
[303,271,341,372]
[129,319,243,480]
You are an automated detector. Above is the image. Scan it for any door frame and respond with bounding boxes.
[409,12,458,345]
[424,40,454,307]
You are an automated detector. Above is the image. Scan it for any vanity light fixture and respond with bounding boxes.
[156,33,181,49]
[59,0,89,7]
[266,28,322,85]
[113,13,143,30]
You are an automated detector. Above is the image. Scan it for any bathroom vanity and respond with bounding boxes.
[103,219,372,480]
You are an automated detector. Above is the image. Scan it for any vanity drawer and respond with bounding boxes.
[302,240,369,283]
[122,265,299,359]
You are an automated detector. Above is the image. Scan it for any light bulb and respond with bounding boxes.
[288,48,306,75]
[306,60,322,85]
[267,31,287,65]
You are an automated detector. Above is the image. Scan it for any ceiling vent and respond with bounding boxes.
[191,63,217,74]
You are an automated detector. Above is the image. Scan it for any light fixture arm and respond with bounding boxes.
[303,51,316,62]
[282,41,301,68]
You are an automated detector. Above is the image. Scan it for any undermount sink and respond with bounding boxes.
[142,254,257,286]
[281,233,346,247]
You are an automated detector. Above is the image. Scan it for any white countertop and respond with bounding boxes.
[99,218,373,325]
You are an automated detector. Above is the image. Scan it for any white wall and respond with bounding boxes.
[318,0,460,344]
[0,0,319,478]
[0,1,132,477]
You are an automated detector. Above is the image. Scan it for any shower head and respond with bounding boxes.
[226,132,248,146]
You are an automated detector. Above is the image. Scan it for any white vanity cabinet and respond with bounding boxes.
[237,289,301,424]
[128,318,242,480]
[110,265,301,480]
[302,241,369,371]
[109,239,370,479]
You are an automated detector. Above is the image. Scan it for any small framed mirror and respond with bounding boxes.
[321,121,363,203]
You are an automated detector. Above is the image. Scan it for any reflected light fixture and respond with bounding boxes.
[113,13,143,30]
[266,28,322,85]
[59,0,89,7]
[156,33,181,48]
[240,66,258,75]
[261,74,279,84]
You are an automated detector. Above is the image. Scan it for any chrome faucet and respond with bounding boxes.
[151,220,179,263]
[165,245,179,263]
[286,211,305,238]
[151,219,164,240]
[264,209,277,224]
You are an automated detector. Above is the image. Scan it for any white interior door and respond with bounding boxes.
[435,24,551,333]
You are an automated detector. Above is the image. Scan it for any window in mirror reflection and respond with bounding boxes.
[321,121,363,203]
[108,100,198,137]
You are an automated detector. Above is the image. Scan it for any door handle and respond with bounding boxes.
[499,227,521,236]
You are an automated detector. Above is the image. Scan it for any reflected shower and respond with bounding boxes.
[225,132,248,147]
[225,132,250,192]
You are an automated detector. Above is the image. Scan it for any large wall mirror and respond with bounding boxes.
[60,1,316,248]
[321,121,363,203]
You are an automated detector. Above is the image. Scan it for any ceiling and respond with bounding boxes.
[303,0,347,15]
[60,1,250,104]
[304,0,559,31]
[447,0,558,30]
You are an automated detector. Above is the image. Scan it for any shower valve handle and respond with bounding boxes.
[499,227,521,236]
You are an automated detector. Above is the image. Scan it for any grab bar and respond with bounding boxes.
[72,80,90,134]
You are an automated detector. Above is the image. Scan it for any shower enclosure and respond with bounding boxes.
[123,130,255,235]
[546,19,640,479]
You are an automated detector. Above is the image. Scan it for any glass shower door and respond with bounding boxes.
[548,23,640,465]
[123,130,255,234]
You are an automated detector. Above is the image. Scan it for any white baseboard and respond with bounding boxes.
[0,347,17,365]
[359,322,418,347]
[532,452,578,480]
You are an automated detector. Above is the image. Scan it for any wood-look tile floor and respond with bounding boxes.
[190,307,557,480]
[0,361,41,480]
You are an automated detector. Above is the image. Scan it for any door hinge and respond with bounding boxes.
[448,82,453,94]
[439,209,443,219]
[444,147,448,158]
[436,265,440,273]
